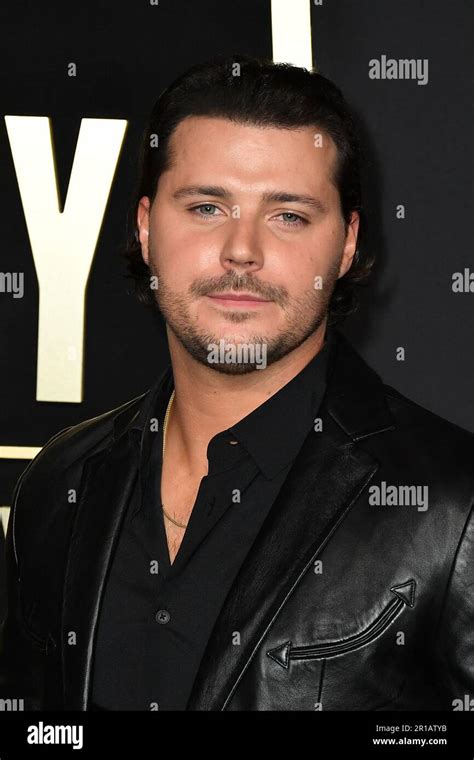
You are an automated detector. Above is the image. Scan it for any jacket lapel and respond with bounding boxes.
[185,416,379,710]
[61,404,143,710]
[186,332,396,710]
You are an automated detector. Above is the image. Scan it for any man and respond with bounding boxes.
[1,55,473,712]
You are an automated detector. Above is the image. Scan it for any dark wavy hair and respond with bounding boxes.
[123,54,374,326]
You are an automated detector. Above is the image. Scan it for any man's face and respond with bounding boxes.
[137,116,359,374]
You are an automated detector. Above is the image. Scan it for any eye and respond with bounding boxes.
[275,212,307,227]
[189,203,223,219]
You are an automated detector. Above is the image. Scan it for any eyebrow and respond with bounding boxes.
[172,185,327,213]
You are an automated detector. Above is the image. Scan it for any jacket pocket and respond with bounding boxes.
[20,598,50,653]
[267,578,415,668]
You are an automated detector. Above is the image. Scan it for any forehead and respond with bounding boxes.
[162,116,339,193]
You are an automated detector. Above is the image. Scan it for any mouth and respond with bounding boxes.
[206,292,272,308]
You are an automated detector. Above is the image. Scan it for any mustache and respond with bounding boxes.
[190,274,288,305]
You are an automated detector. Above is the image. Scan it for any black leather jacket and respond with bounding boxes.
[1,330,473,710]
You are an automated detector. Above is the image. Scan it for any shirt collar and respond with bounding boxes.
[227,329,333,477]
[132,327,334,480]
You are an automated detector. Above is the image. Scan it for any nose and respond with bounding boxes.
[219,218,264,274]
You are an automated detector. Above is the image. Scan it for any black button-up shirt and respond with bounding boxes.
[90,329,334,711]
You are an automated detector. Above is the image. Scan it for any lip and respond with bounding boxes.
[207,292,271,306]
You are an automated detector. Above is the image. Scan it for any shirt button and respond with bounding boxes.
[155,609,171,625]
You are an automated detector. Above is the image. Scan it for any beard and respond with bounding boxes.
[147,245,341,375]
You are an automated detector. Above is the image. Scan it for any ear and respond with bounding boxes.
[137,197,151,265]
[338,211,360,279]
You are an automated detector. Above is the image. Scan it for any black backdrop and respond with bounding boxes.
[1,0,472,619]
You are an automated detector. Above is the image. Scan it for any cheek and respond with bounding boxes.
[296,224,345,272]
[152,213,222,272]
[269,242,331,292]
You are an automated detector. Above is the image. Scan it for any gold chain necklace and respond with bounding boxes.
[161,390,188,529]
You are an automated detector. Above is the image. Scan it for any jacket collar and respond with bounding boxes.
[325,329,395,440]
[111,328,395,448]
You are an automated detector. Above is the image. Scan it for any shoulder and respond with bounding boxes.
[11,389,151,504]
[376,382,474,507]
[329,329,474,481]
[382,381,474,448]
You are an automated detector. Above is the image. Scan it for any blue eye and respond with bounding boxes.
[278,212,306,226]
[191,204,221,218]
[189,205,307,226]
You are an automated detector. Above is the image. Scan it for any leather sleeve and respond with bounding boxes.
[0,474,47,711]
[434,502,474,707]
